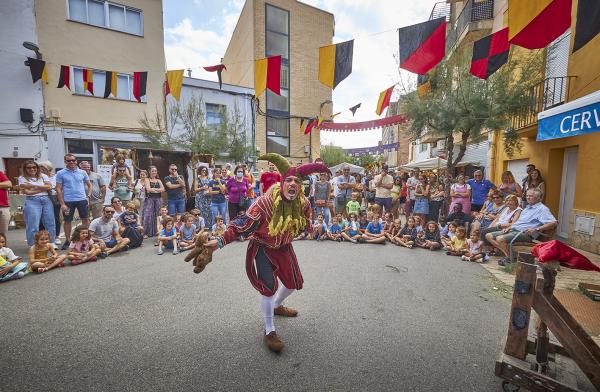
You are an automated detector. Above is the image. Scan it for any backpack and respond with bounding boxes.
[122,226,143,249]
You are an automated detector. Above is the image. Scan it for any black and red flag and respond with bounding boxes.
[349,103,361,116]
[57,65,70,90]
[470,28,510,80]
[133,71,148,102]
[573,0,600,53]
[204,64,226,89]
[399,17,446,75]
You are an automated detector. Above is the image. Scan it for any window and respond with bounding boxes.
[71,66,145,102]
[206,104,225,128]
[67,139,94,154]
[419,143,428,153]
[265,4,290,156]
[67,0,143,36]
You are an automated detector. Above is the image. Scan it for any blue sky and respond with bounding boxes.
[163,0,441,148]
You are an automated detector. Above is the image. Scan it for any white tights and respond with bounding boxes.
[260,285,295,335]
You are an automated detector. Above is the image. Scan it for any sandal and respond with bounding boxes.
[37,267,46,273]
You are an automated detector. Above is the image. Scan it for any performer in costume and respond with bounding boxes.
[204,153,330,352]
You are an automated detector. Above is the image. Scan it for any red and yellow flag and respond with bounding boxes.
[165,69,184,101]
[83,68,94,95]
[376,85,395,116]
[508,0,572,49]
[254,55,281,97]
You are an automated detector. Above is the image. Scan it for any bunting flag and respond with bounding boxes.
[133,71,147,102]
[318,40,354,89]
[27,58,48,84]
[470,28,510,80]
[399,17,446,74]
[104,71,118,98]
[417,74,431,98]
[299,118,305,134]
[165,69,184,101]
[376,85,394,115]
[203,64,226,89]
[83,68,94,95]
[319,115,408,132]
[573,0,600,53]
[304,118,317,135]
[254,55,281,97]
[349,103,361,116]
[508,0,572,49]
[57,65,70,90]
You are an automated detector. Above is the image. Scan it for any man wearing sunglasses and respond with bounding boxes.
[467,169,496,215]
[56,154,92,250]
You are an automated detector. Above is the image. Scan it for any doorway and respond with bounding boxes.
[3,158,32,190]
[558,147,578,238]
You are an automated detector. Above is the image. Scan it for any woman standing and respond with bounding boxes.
[390,176,402,218]
[38,161,62,245]
[244,168,257,206]
[143,166,165,238]
[18,161,56,246]
[226,165,250,221]
[314,173,332,224]
[208,168,227,225]
[110,166,133,202]
[449,174,472,215]
[413,174,430,223]
[134,169,148,222]
[498,170,523,200]
[193,166,212,226]
[523,169,545,206]
[428,183,445,223]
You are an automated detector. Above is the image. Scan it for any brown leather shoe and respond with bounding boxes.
[264,331,284,352]
[273,305,298,317]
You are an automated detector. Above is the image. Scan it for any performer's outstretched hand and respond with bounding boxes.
[204,239,218,249]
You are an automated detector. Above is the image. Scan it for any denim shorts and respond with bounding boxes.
[105,239,118,248]
[63,199,89,222]
[167,199,186,216]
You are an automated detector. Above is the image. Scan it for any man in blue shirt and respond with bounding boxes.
[485,188,557,265]
[467,170,495,213]
[56,154,92,249]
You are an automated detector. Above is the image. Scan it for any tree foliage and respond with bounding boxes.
[319,144,353,167]
[140,94,252,163]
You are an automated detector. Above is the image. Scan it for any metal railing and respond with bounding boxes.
[446,0,494,50]
[511,76,575,130]
[429,1,451,21]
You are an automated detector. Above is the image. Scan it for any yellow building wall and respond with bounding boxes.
[490,0,600,253]
[223,0,333,165]
[36,0,166,131]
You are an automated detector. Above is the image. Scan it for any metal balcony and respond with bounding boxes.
[446,0,494,51]
[429,1,451,21]
[511,76,575,130]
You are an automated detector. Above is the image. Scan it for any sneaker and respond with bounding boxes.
[54,238,61,245]
[61,241,70,251]
[157,249,164,255]
[122,245,130,252]
[13,271,25,279]
[498,257,512,266]
[173,249,179,255]
[483,253,490,263]
[351,239,358,244]
[462,256,471,262]
[99,252,108,259]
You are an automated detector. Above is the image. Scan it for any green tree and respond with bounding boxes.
[139,94,252,163]
[319,144,352,166]
[353,153,382,169]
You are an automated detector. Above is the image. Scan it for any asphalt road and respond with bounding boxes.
[0,235,511,392]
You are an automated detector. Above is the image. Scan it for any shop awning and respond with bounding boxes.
[538,89,600,141]
[401,157,475,170]
[329,162,365,174]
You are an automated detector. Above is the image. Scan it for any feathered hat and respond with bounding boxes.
[259,153,331,183]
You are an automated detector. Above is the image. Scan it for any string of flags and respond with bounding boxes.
[24,0,598,122]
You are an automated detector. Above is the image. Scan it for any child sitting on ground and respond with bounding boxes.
[358,213,369,232]
[383,212,394,233]
[396,216,417,248]
[441,222,458,249]
[119,201,144,235]
[341,213,361,243]
[28,230,68,273]
[312,213,328,241]
[416,221,442,251]
[327,216,343,242]
[361,214,386,244]
[438,217,449,237]
[385,218,403,245]
[190,209,205,232]
[462,230,487,262]
[414,215,424,233]
[0,233,28,282]
[178,214,197,251]
[446,226,468,256]
[158,217,179,255]
[346,192,361,217]
[155,206,170,246]
[67,225,101,265]
[211,215,226,237]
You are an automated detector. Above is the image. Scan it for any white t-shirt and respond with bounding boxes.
[374,174,393,198]
[18,174,50,196]
[407,177,419,200]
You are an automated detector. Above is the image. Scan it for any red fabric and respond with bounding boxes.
[260,172,281,193]
[319,114,408,132]
[304,118,317,135]
[400,21,446,74]
[0,171,9,207]
[203,64,226,72]
[510,0,572,49]
[266,55,281,95]
[376,86,394,115]
[531,240,600,272]
[489,28,510,55]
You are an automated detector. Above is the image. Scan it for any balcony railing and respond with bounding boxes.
[429,1,451,21]
[447,0,494,50]
[511,76,575,130]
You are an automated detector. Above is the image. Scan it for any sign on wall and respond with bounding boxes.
[538,90,600,141]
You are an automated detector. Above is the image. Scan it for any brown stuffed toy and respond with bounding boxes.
[184,231,214,274]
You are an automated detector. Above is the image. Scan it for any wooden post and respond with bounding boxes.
[504,252,537,359]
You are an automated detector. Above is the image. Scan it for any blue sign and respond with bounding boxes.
[538,99,600,141]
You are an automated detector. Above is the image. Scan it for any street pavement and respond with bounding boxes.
[0,234,512,392]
